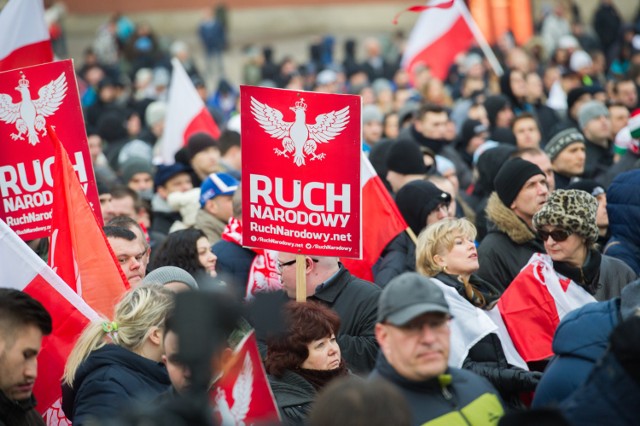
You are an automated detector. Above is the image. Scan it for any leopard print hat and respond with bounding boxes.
[533,189,599,243]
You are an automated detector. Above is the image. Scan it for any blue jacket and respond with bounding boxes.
[532,298,621,408]
[604,169,640,274]
[62,344,170,425]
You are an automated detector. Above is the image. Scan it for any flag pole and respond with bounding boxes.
[454,0,504,77]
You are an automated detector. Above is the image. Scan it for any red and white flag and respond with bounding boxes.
[211,331,280,425]
[340,153,408,281]
[161,58,220,164]
[0,218,98,423]
[48,125,129,318]
[0,0,53,71]
[400,0,475,81]
[497,253,597,363]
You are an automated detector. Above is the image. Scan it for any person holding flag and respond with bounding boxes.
[0,289,52,426]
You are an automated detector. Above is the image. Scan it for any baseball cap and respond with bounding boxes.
[199,172,239,207]
[378,272,450,326]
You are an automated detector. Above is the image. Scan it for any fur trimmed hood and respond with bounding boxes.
[485,192,536,244]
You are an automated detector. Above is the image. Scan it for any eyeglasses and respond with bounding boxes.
[276,258,319,272]
[538,228,572,242]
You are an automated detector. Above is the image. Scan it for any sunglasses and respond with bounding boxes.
[538,229,572,242]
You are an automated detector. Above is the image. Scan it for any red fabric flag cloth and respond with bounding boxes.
[0,218,99,422]
[0,0,53,71]
[399,0,475,81]
[211,331,281,425]
[48,125,129,318]
[497,253,597,363]
[161,58,220,164]
[340,154,407,281]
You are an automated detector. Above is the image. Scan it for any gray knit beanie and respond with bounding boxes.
[142,266,199,290]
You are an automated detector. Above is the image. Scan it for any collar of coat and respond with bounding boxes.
[485,192,536,244]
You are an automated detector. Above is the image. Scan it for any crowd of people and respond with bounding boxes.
[3,0,640,425]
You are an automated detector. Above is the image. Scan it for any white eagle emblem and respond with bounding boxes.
[0,71,67,145]
[213,353,254,426]
[250,96,349,166]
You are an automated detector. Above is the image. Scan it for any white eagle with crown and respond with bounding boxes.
[0,71,67,145]
[250,96,350,166]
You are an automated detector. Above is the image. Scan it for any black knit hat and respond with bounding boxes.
[494,158,545,207]
[387,141,429,175]
[187,133,219,159]
[395,180,451,234]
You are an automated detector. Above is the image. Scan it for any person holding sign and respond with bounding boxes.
[275,253,380,374]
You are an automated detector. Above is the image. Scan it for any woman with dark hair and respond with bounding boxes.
[265,301,349,425]
[150,228,217,279]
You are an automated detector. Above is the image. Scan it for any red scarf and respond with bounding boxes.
[221,218,282,300]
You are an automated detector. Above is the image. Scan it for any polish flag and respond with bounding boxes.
[400,0,475,81]
[497,253,597,363]
[161,58,221,164]
[0,0,54,72]
[47,125,129,318]
[340,154,408,281]
[0,218,99,422]
[211,331,280,425]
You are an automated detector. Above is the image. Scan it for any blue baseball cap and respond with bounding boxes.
[200,172,239,207]
[154,163,191,189]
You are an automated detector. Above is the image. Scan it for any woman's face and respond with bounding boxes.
[196,237,217,276]
[437,233,478,277]
[541,227,586,267]
[301,333,340,371]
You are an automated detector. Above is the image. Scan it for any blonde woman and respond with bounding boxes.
[416,218,541,409]
[62,285,174,424]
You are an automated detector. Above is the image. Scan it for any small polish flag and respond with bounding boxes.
[161,58,221,164]
[0,0,54,71]
[400,0,475,81]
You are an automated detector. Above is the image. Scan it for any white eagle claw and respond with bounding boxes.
[274,148,289,157]
[310,153,326,161]
[10,133,23,140]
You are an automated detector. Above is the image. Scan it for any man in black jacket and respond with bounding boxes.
[0,289,52,426]
[276,254,381,374]
[371,273,504,425]
[477,158,549,291]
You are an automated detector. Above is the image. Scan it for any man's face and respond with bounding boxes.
[162,330,191,394]
[513,118,541,149]
[191,147,221,177]
[521,153,555,192]
[375,312,450,381]
[496,107,514,128]
[206,195,234,222]
[511,174,549,224]
[583,115,612,143]
[87,135,103,163]
[128,173,153,193]
[552,143,586,177]
[616,81,638,109]
[107,236,147,285]
[609,106,630,137]
[596,193,608,229]
[276,253,318,299]
[426,203,452,226]
[363,120,383,146]
[416,112,448,139]
[158,173,193,199]
[0,325,43,401]
[99,193,116,223]
[111,196,136,219]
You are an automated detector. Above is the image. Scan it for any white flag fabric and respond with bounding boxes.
[0,0,53,71]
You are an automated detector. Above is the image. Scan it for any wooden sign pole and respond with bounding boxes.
[295,254,306,302]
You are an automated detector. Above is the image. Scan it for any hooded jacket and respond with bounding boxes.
[476,193,546,291]
[62,344,171,425]
[604,170,640,274]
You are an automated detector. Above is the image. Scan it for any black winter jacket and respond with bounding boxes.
[374,232,415,287]
[62,344,171,425]
[0,394,44,426]
[268,371,316,425]
[477,193,546,291]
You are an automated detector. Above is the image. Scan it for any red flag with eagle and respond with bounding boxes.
[0,218,99,424]
[48,125,129,319]
[0,0,54,71]
[211,331,280,425]
[161,58,220,164]
[399,0,475,81]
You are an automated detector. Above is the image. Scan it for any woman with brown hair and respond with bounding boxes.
[265,301,349,425]
[416,218,541,409]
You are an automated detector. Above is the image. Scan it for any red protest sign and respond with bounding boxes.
[0,59,100,241]
[241,86,361,258]
[211,331,281,425]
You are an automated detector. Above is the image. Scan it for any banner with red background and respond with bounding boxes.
[241,85,361,258]
[0,59,100,241]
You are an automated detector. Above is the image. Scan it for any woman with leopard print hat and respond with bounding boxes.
[532,189,636,301]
